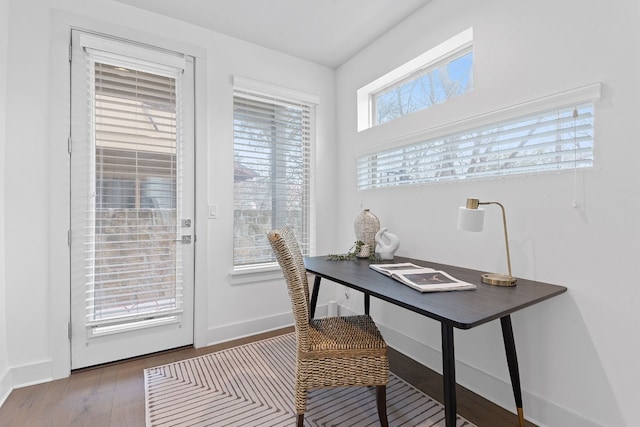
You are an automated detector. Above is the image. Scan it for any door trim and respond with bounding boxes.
[48,13,209,380]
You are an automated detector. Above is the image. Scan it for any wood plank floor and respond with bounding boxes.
[0,327,537,427]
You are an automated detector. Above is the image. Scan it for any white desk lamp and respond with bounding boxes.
[457,198,517,286]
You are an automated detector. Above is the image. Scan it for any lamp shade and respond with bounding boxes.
[457,207,485,232]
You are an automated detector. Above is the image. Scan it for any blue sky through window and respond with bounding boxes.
[375,51,473,125]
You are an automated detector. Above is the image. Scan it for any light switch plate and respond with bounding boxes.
[208,205,218,219]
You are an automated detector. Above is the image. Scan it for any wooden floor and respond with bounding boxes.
[0,327,537,427]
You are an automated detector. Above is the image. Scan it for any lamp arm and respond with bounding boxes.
[479,201,513,278]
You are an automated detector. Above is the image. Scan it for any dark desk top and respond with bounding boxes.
[305,256,567,329]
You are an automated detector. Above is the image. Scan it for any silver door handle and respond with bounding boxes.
[177,235,192,244]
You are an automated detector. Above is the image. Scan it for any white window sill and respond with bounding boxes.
[230,263,283,285]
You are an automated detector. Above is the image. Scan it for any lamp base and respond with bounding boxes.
[481,273,517,286]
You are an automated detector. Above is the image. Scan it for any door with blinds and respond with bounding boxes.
[69,31,195,369]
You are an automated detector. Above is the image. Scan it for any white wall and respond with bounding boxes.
[336,0,639,426]
[5,0,637,425]
[0,0,11,407]
[3,0,337,386]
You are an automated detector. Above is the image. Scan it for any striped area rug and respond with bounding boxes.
[144,333,475,427]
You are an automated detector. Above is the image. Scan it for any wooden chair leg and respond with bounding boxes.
[377,385,388,427]
[295,385,307,426]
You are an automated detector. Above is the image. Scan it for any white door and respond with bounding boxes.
[70,30,195,369]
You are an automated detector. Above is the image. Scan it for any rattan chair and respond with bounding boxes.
[267,227,389,427]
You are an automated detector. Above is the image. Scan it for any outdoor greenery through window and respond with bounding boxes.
[357,102,594,190]
[233,89,313,268]
[374,49,473,126]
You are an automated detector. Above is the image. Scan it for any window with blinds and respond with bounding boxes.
[357,102,594,190]
[83,47,185,328]
[233,89,313,267]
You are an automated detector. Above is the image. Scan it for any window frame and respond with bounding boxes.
[357,27,474,132]
[372,46,473,127]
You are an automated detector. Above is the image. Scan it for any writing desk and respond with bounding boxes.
[304,256,567,427]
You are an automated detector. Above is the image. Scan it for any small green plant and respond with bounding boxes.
[327,241,379,262]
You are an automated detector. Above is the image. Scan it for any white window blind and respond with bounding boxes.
[357,102,594,190]
[233,89,313,267]
[82,42,185,327]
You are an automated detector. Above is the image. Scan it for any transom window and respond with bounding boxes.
[373,49,473,126]
[358,28,473,131]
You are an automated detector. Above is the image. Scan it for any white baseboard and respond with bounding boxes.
[205,304,328,346]
[0,359,53,409]
[9,360,53,389]
[0,368,11,408]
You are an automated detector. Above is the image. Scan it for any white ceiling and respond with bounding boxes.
[113,0,431,68]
